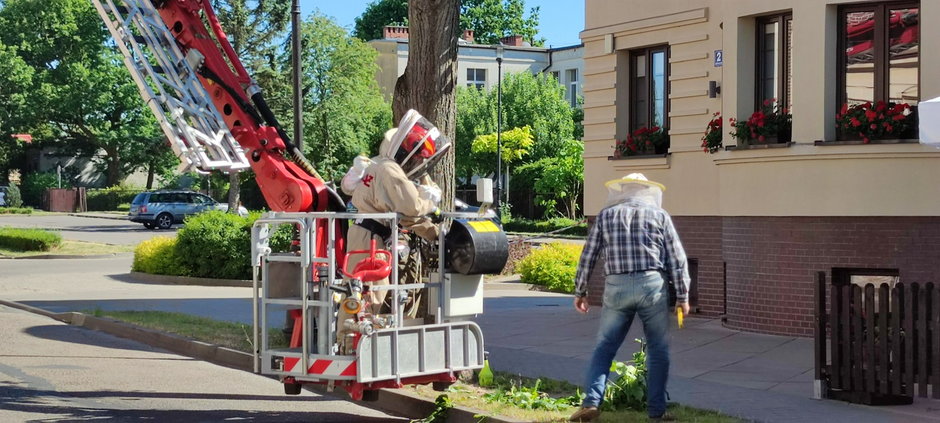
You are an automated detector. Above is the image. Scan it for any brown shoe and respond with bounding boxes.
[649,411,677,421]
[569,406,600,422]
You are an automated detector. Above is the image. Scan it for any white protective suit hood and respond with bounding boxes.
[379,110,452,178]
[603,173,665,208]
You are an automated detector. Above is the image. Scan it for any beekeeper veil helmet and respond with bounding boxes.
[379,110,452,178]
[603,173,665,208]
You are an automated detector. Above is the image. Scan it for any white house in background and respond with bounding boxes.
[368,26,584,106]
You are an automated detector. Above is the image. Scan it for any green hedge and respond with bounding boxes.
[175,211,254,279]
[6,183,23,208]
[517,242,583,293]
[86,187,141,211]
[0,207,33,214]
[132,236,190,276]
[503,218,587,237]
[0,227,62,251]
[134,211,293,280]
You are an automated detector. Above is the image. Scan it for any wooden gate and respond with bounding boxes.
[815,272,940,404]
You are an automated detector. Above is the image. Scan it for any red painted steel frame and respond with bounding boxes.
[150,0,344,263]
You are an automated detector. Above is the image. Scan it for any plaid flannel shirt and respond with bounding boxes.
[574,200,690,302]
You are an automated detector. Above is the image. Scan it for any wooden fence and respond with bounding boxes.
[815,271,940,404]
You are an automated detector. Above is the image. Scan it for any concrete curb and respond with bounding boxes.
[0,298,523,423]
[0,253,130,260]
[128,271,252,288]
[68,213,128,221]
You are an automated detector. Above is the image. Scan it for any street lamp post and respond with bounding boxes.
[495,45,503,218]
[291,0,303,151]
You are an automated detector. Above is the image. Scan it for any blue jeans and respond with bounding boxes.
[582,271,670,417]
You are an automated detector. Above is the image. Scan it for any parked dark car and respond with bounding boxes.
[129,190,247,229]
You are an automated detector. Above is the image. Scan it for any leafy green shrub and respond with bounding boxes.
[86,185,141,211]
[0,227,62,251]
[116,203,130,212]
[175,211,252,279]
[132,236,190,276]
[603,339,648,412]
[21,172,63,208]
[482,379,581,411]
[517,242,582,293]
[0,207,33,214]
[6,183,23,208]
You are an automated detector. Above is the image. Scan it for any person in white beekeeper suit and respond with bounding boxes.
[336,110,451,351]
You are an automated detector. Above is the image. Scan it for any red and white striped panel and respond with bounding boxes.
[283,356,357,377]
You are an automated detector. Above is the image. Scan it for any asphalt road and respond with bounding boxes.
[0,304,406,422]
[0,214,175,245]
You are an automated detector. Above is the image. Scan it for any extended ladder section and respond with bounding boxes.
[251,212,484,390]
[91,0,250,174]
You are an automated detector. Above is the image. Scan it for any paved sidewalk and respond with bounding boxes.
[8,256,940,422]
[480,282,940,422]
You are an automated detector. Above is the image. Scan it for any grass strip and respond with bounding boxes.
[86,309,287,352]
[411,372,741,423]
[0,239,133,257]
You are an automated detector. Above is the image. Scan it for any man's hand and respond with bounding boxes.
[574,296,590,314]
[678,301,690,315]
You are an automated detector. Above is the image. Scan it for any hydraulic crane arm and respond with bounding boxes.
[91,0,343,213]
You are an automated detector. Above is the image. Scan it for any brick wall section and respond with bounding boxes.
[672,217,724,316]
[723,216,940,337]
[582,215,940,337]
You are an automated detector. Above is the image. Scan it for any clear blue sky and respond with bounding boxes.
[298,0,584,47]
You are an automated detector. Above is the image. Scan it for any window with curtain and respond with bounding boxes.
[630,46,669,132]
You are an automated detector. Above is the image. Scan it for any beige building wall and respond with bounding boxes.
[582,0,940,217]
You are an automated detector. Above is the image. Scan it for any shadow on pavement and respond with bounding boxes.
[21,299,264,326]
[106,273,164,285]
[0,385,405,422]
[22,325,157,353]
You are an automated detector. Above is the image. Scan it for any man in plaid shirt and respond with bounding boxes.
[569,173,690,423]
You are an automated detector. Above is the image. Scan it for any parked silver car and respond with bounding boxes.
[129,190,248,229]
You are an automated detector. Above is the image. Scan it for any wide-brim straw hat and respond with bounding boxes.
[604,173,665,192]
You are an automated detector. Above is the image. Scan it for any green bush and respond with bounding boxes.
[517,242,582,293]
[603,340,648,412]
[86,185,141,211]
[503,218,587,237]
[0,207,33,214]
[0,227,62,251]
[132,236,190,276]
[116,203,130,212]
[175,211,252,279]
[6,183,23,208]
[21,172,62,208]
[132,211,296,279]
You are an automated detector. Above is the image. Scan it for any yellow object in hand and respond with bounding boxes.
[676,306,684,329]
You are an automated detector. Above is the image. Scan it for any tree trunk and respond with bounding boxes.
[228,172,240,213]
[393,0,459,212]
[146,161,155,190]
[105,147,121,187]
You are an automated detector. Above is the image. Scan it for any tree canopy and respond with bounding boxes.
[297,13,391,180]
[455,71,580,218]
[0,0,169,187]
[353,0,408,42]
[352,0,542,46]
[460,0,542,46]
[0,42,33,181]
